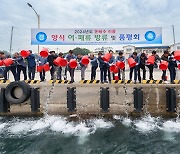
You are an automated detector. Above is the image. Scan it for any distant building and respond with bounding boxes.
[170,43,180,52]
[94,47,113,53]
[135,46,169,54]
[123,45,135,54]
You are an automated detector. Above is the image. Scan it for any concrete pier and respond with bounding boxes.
[0,80,179,117]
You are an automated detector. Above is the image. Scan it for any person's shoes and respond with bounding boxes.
[101,82,104,84]
[104,81,108,83]
[164,81,168,84]
[81,78,84,80]
[69,81,73,84]
[134,81,137,84]
[171,81,175,84]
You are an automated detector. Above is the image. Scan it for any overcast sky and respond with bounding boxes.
[0,0,180,53]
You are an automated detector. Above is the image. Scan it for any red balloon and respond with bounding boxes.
[159,61,168,70]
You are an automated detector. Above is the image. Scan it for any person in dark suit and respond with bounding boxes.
[3,54,17,81]
[65,50,76,83]
[168,51,177,84]
[26,50,36,80]
[161,50,169,82]
[116,51,125,80]
[14,52,27,81]
[137,53,147,83]
[107,50,115,82]
[90,54,98,80]
[57,52,67,80]
[97,52,108,83]
[47,51,58,80]
[129,52,139,84]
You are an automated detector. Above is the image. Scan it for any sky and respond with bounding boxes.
[0,0,180,53]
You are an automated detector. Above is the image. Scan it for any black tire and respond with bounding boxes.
[5,81,30,104]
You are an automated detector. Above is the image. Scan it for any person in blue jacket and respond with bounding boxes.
[97,52,108,83]
[90,54,98,80]
[168,51,177,84]
[129,52,139,84]
[65,50,76,83]
[137,53,147,83]
[37,56,47,81]
[26,50,36,80]
[107,50,115,82]
[57,52,67,80]
[3,53,17,81]
[47,51,58,80]
[76,54,87,80]
[116,51,125,80]
[14,52,27,81]
[161,50,170,82]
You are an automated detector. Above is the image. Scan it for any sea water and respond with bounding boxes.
[0,115,180,154]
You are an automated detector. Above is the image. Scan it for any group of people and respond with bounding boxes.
[0,51,36,81]
[96,50,179,84]
[0,49,179,84]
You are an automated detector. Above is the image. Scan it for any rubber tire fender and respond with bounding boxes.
[5,81,30,104]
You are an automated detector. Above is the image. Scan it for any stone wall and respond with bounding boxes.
[0,83,180,117]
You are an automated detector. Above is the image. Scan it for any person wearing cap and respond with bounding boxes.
[65,50,76,83]
[14,52,27,81]
[116,51,125,81]
[107,50,115,83]
[47,51,58,80]
[98,52,108,83]
[26,50,36,80]
[57,52,67,80]
[90,54,98,80]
